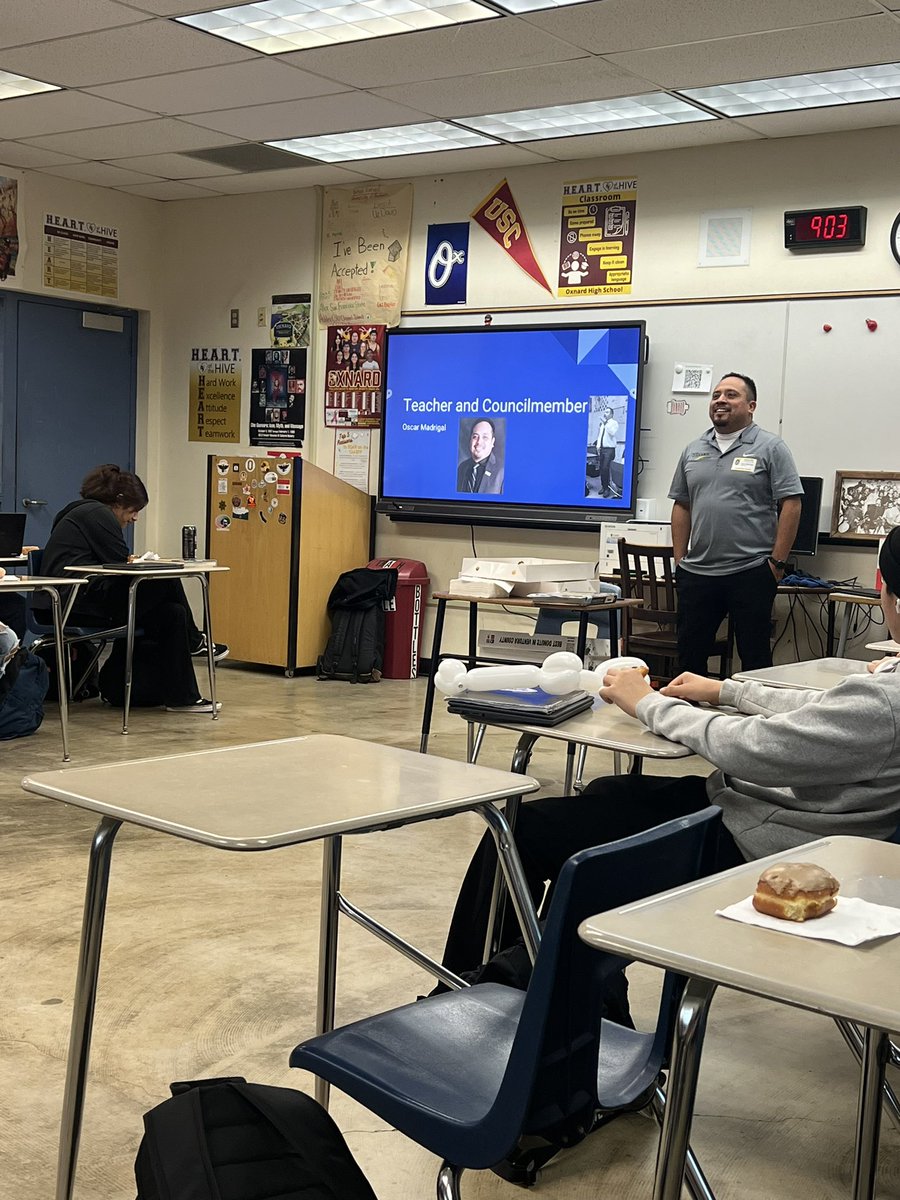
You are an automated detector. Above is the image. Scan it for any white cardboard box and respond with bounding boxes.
[459,557,592,584]
[599,521,672,572]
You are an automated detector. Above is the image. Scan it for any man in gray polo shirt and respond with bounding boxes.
[669,372,802,674]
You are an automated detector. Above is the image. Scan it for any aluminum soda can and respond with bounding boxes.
[181,525,197,560]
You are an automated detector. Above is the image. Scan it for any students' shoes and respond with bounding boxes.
[165,698,222,714]
[190,633,229,661]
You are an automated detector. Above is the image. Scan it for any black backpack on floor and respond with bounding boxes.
[317,567,397,684]
[135,1077,379,1200]
[0,647,49,739]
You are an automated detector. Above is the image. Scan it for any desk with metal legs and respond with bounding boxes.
[580,836,900,1200]
[733,656,871,691]
[827,592,884,657]
[22,735,540,1200]
[65,563,228,732]
[458,697,693,789]
[0,574,86,761]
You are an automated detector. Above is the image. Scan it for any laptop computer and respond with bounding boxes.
[447,688,593,727]
[0,513,27,558]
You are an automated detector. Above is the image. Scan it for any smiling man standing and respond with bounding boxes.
[669,372,802,674]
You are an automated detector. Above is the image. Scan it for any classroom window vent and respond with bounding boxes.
[181,144,317,172]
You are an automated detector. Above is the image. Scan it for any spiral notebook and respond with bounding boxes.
[447,688,593,726]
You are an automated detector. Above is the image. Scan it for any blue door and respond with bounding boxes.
[0,293,138,548]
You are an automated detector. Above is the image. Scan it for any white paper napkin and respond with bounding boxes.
[716,896,900,946]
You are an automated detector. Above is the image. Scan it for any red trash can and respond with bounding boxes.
[367,558,429,679]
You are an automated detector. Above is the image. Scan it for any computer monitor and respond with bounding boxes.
[793,476,823,556]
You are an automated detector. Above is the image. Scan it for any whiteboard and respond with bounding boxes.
[403,294,896,531]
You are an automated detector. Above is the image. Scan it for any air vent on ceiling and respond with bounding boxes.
[182,144,315,172]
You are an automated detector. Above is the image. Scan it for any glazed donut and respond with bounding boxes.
[752,862,839,922]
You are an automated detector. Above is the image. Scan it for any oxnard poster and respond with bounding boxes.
[324,324,385,429]
[558,176,637,297]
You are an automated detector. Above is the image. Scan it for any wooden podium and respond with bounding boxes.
[206,454,371,673]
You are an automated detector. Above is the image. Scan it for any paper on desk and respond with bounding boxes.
[716,896,900,946]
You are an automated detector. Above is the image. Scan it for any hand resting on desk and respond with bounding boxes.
[661,672,724,706]
[598,667,653,718]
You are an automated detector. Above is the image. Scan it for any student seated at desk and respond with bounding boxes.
[441,527,900,978]
[37,464,227,714]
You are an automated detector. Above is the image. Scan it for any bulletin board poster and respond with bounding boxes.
[323,323,384,428]
[318,182,412,329]
[249,348,306,448]
[43,212,119,297]
[270,293,310,347]
[189,347,242,443]
[0,176,20,281]
[557,177,637,298]
[334,428,371,492]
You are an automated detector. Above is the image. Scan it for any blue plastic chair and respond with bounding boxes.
[25,548,131,699]
[291,806,723,1199]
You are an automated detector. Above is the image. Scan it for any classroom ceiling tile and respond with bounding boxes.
[37,160,164,186]
[181,91,430,139]
[195,162,375,190]
[731,96,900,136]
[106,150,245,177]
[0,141,85,169]
[604,16,900,88]
[531,118,762,160]
[21,118,245,159]
[281,17,589,88]
[117,179,223,199]
[338,141,553,177]
[83,58,347,114]
[0,18,255,88]
[519,0,880,55]
[0,0,149,48]
[112,0,234,12]
[0,91,152,140]
[372,56,658,117]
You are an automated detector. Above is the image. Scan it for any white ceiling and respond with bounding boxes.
[1,0,900,200]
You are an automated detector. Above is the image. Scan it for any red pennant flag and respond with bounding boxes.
[471,178,551,294]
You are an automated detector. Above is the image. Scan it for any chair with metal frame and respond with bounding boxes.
[25,548,131,700]
[291,807,724,1200]
[617,538,733,683]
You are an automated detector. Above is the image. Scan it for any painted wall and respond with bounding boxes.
[4,122,898,657]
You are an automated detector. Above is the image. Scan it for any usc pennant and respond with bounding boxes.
[471,179,551,294]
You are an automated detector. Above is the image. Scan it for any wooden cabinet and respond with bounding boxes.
[206,454,371,673]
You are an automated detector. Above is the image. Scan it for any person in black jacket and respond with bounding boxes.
[39,464,227,713]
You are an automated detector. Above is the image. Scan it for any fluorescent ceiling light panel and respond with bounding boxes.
[268,120,497,161]
[177,0,495,53]
[681,63,900,116]
[489,0,592,10]
[0,70,60,102]
[458,93,714,142]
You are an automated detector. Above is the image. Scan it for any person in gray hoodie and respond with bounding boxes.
[441,528,900,976]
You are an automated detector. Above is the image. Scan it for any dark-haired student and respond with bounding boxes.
[670,372,802,674]
[440,528,900,979]
[38,464,227,714]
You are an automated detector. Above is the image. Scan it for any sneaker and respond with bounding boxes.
[190,633,229,662]
[166,698,222,714]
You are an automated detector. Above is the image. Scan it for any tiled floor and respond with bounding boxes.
[2,663,899,1198]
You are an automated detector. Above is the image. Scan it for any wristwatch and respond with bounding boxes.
[768,556,788,570]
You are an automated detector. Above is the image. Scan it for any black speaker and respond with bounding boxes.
[793,476,823,556]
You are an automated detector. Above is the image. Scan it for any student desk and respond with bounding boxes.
[64,562,228,732]
[579,836,900,1200]
[827,591,884,657]
[733,656,870,691]
[21,734,540,1200]
[0,573,87,761]
[420,592,643,754]
[455,697,693,791]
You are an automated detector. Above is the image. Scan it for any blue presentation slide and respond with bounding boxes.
[381,325,642,509]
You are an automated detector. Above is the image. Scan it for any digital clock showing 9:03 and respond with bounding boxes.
[784,206,867,250]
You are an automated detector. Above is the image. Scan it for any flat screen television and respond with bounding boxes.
[377,321,646,530]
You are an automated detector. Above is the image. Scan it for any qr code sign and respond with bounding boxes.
[671,363,712,394]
